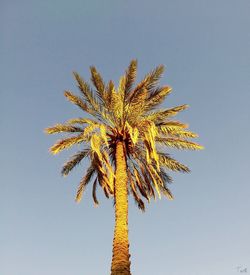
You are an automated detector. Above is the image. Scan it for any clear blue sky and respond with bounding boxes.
[1,0,250,274]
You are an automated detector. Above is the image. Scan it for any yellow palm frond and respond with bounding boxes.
[110,86,123,123]
[50,135,86,155]
[145,104,189,122]
[100,124,109,146]
[73,72,100,112]
[90,134,102,158]
[156,120,189,129]
[90,66,105,101]
[64,91,95,115]
[145,86,172,110]
[159,154,190,173]
[124,59,137,97]
[156,137,204,150]
[45,124,83,134]
[158,126,198,138]
[66,117,98,125]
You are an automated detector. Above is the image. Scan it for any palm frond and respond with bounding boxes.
[124,59,137,97]
[90,66,106,102]
[92,178,99,206]
[50,135,86,155]
[145,104,189,122]
[159,153,190,172]
[64,91,96,116]
[145,86,172,110]
[73,72,100,112]
[45,124,83,134]
[128,170,145,211]
[155,120,188,128]
[159,185,174,200]
[75,164,95,202]
[61,149,90,176]
[66,117,98,125]
[158,126,198,138]
[156,137,204,150]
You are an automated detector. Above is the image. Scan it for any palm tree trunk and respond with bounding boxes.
[111,141,131,275]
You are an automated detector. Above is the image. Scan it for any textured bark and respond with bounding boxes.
[111,141,131,275]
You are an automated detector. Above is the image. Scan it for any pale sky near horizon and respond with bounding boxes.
[1,0,250,274]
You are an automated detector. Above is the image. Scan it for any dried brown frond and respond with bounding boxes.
[75,164,95,202]
[92,178,99,206]
[61,149,90,176]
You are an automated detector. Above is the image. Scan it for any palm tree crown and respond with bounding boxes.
[45,60,203,210]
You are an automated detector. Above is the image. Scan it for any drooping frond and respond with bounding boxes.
[158,153,190,173]
[92,178,99,206]
[61,149,90,176]
[75,163,95,202]
[128,169,145,211]
[159,184,174,200]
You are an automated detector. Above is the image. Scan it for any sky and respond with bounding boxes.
[1,0,250,274]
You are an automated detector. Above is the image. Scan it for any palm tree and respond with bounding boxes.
[45,60,203,275]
